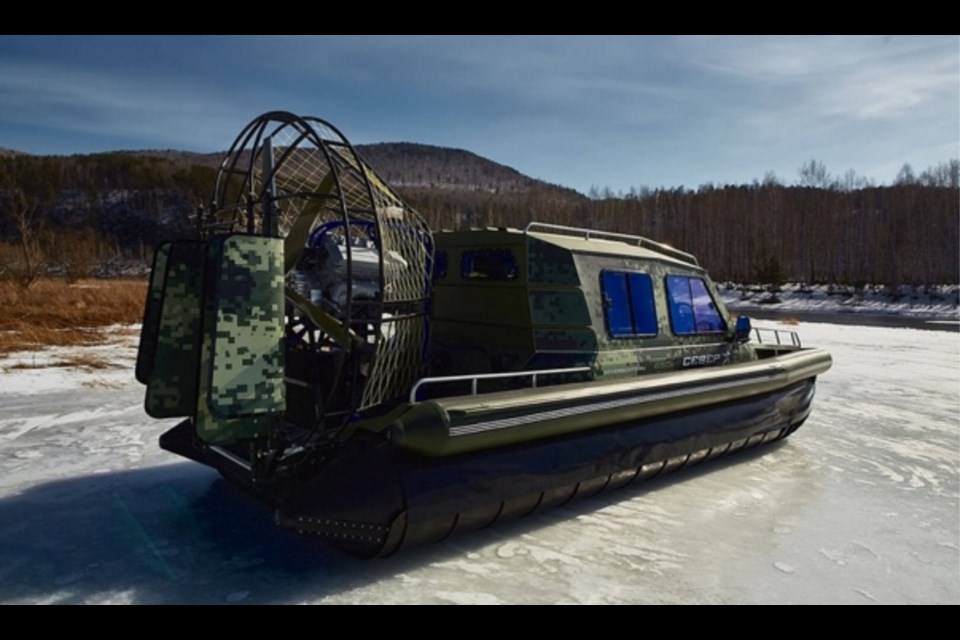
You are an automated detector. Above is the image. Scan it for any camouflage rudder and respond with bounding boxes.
[144,241,205,418]
[196,235,285,443]
[136,242,171,384]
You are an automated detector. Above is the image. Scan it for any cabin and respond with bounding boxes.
[428,222,756,381]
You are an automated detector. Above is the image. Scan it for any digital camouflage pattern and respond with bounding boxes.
[527,237,579,286]
[528,290,590,326]
[196,235,285,443]
[208,235,285,417]
[144,241,205,418]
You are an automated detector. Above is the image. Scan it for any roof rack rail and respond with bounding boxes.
[524,221,698,266]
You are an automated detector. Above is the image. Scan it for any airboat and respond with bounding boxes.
[136,111,832,556]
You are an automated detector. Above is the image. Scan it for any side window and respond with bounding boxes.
[628,273,658,335]
[601,271,657,338]
[666,275,725,335]
[602,272,632,336]
[666,276,695,334]
[461,249,519,280]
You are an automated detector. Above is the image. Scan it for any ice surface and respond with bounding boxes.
[0,321,957,604]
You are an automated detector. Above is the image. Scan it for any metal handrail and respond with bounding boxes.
[752,327,802,349]
[409,366,592,403]
[524,221,699,266]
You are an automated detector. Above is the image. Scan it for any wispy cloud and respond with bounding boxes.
[0,59,254,151]
[0,35,956,191]
[683,35,957,120]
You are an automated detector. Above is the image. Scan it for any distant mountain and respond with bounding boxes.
[126,142,588,203]
[355,142,583,200]
[0,147,26,157]
[123,149,223,168]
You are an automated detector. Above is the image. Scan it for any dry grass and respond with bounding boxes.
[5,360,45,370]
[7,353,119,370]
[779,317,800,325]
[53,353,121,369]
[0,278,146,355]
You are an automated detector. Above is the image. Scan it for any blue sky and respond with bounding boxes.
[0,35,957,194]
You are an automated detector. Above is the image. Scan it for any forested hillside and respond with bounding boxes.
[0,146,956,287]
[404,175,958,286]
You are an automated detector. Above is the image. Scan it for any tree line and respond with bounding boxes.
[0,152,211,287]
[403,160,959,286]
[1,151,957,288]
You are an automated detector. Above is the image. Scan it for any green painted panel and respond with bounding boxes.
[135,242,170,384]
[144,242,205,418]
[527,237,580,285]
[529,290,591,326]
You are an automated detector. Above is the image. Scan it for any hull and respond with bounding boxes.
[389,348,830,457]
[162,373,820,557]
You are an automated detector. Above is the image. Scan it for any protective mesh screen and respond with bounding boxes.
[209,112,432,414]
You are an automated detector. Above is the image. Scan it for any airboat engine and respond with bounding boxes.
[288,223,409,320]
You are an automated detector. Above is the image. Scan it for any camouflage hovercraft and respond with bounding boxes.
[136,111,832,557]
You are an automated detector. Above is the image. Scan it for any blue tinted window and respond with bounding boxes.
[602,271,658,338]
[628,273,657,335]
[666,275,695,334]
[602,271,633,336]
[690,278,724,332]
[666,275,725,335]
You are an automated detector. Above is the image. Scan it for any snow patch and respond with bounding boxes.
[720,282,959,321]
[435,591,503,605]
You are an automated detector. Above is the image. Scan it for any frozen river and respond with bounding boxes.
[0,321,957,604]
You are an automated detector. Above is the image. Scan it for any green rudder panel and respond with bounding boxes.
[196,235,285,444]
[135,242,171,384]
[144,241,206,418]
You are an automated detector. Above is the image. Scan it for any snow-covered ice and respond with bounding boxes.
[0,321,957,604]
[719,283,959,321]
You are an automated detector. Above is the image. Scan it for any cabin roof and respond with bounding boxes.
[434,224,702,270]
[528,230,701,269]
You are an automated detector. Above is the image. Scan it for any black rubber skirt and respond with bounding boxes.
[163,379,817,557]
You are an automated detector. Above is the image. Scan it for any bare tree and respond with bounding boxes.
[798,160,831,188]
[0,188,46,289]
[894,163,917,185]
